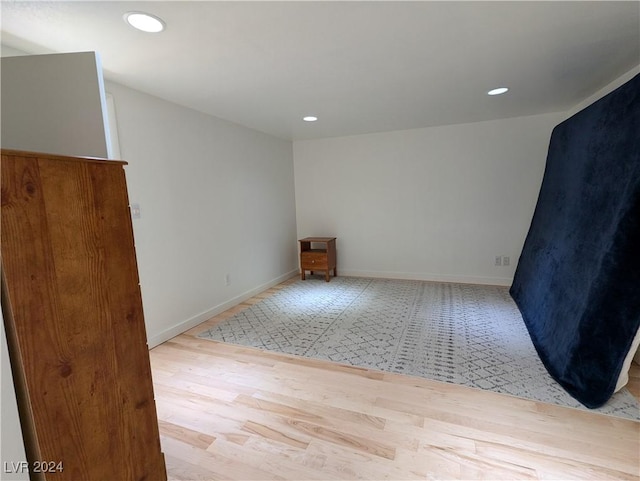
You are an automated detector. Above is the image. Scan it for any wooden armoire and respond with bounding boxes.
[1,149,167,480]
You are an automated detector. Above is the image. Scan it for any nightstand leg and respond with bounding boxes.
[301,270,306,281]
[325,271,330,282]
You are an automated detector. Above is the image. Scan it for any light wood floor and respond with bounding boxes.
[150,279,640,480]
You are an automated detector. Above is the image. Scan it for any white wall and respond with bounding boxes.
[293,112,563,286]
[1,316,28,481]
[104,82,298,347]
[0,52,110,158]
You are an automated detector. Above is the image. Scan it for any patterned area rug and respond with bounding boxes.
[198,276,640,420]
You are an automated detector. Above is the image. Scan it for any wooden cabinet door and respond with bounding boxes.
[1,150,166,480]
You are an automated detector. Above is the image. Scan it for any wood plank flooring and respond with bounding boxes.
[150,280,640,480]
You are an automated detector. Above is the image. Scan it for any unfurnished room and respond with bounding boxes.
[0,2,639,480]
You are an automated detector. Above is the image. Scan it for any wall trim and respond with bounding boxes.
[147,269,299,348]
[147,267,514,348]
[339,269,513,287]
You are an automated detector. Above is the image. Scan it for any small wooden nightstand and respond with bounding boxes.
[299,237,337,282]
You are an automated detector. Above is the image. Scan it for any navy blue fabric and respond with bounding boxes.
[510,74,640,408]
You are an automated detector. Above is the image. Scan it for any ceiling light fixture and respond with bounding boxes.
[124,12,165,33]
[487,87,509,96]
[303,116,318,122]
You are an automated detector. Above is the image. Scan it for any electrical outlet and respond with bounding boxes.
[495,256,502,266]
[130,203,141,219]
[503,256,510,266]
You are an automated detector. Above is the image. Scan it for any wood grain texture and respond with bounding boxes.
[1,150,166,480]
[153,280,640,481]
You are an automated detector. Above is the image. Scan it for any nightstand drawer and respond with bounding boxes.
[300,251,328,269]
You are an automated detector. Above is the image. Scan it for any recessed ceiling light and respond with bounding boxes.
[487,87,509,96]
[303,116,318,122]
[124,12,165,33]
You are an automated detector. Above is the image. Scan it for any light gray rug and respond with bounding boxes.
[198,276,640,420]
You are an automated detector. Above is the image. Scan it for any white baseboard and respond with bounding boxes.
[147,268,514,348]
[147,269,299,348]
[338,269,513,287]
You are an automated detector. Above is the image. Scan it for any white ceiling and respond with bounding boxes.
[1,1,639,141]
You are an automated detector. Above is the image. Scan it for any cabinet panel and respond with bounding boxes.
[1,150,166,480]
